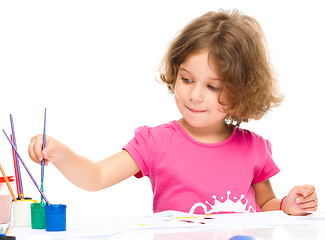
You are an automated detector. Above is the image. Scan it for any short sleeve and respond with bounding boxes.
[123,126,155,178]
[252,139,280,184]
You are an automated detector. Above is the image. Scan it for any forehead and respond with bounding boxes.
[179,51,220,80]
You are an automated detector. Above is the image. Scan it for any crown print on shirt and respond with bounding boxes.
[189,190,256,214]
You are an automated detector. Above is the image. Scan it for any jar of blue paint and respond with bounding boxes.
[44,204,66,231]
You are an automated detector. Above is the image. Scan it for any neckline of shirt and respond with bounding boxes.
[171,120,237,148]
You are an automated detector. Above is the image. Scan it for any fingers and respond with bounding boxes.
[295,184,315,198]
[28,134,42,164]
[44,159,50,166]
[296,192,318,212]
[295,185,317,212]
[28,134,50,164]
[286,184,318,215]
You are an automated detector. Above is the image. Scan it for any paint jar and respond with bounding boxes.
[0,176,15,224]
[45,204,66,231]
[12,199,35,226]
[31,202,46,229]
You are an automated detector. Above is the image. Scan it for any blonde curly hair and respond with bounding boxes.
[159,9,284,126]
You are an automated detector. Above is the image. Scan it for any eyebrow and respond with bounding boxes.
[178,67,189,73]
[178,67,220,81]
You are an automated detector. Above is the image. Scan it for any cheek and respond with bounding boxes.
[217,98,229,114]
[207,94,227,114]
[174,89,182,108]
[174,82,185,111]
[174,81,182,101]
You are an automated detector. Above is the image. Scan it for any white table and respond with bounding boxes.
[2,211,325,240]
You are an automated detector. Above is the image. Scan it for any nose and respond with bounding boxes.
[189,84,204,102]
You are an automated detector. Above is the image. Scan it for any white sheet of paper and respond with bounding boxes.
[112,210,309,231]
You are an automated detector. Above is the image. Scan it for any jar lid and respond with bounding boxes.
[45,204,67,213]
[0,176,14,182]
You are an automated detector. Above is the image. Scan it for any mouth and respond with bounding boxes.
[186,106,206,113]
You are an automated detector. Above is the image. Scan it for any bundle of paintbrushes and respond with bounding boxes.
[1,109,67,232]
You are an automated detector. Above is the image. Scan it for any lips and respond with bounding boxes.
[186,106,206,113]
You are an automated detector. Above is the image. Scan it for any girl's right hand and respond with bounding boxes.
[28,134,68,166]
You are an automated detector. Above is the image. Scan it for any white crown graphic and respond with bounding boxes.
[189,190,256,214]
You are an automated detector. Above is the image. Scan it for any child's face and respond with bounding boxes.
[174,51,227,129]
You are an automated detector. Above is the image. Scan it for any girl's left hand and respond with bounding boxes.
[282,184,317,215]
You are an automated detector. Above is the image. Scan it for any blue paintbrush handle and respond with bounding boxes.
[41,108,47,183]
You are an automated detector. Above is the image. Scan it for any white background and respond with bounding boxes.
[0,1,324,216]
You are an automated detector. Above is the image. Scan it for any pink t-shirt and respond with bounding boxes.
[124,121,280,214]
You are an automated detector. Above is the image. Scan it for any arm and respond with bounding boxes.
[252,179,280,212]
[28,134,140,191]
[252,179,318,215]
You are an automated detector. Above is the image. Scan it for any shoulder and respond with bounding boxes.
[132,121,183,150]
[235,127,268,141]
[234,127,272,151]
[134,121,178,136]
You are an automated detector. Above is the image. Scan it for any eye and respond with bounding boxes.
[208,85,220,91]
[181,78,193,84]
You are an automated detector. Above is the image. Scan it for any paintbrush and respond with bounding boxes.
[10,114,24,198]
[0,163,17,202]
[41,108,47,204]
[2,129,50,205]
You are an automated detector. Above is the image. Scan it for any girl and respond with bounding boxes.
[28,9,317,215]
